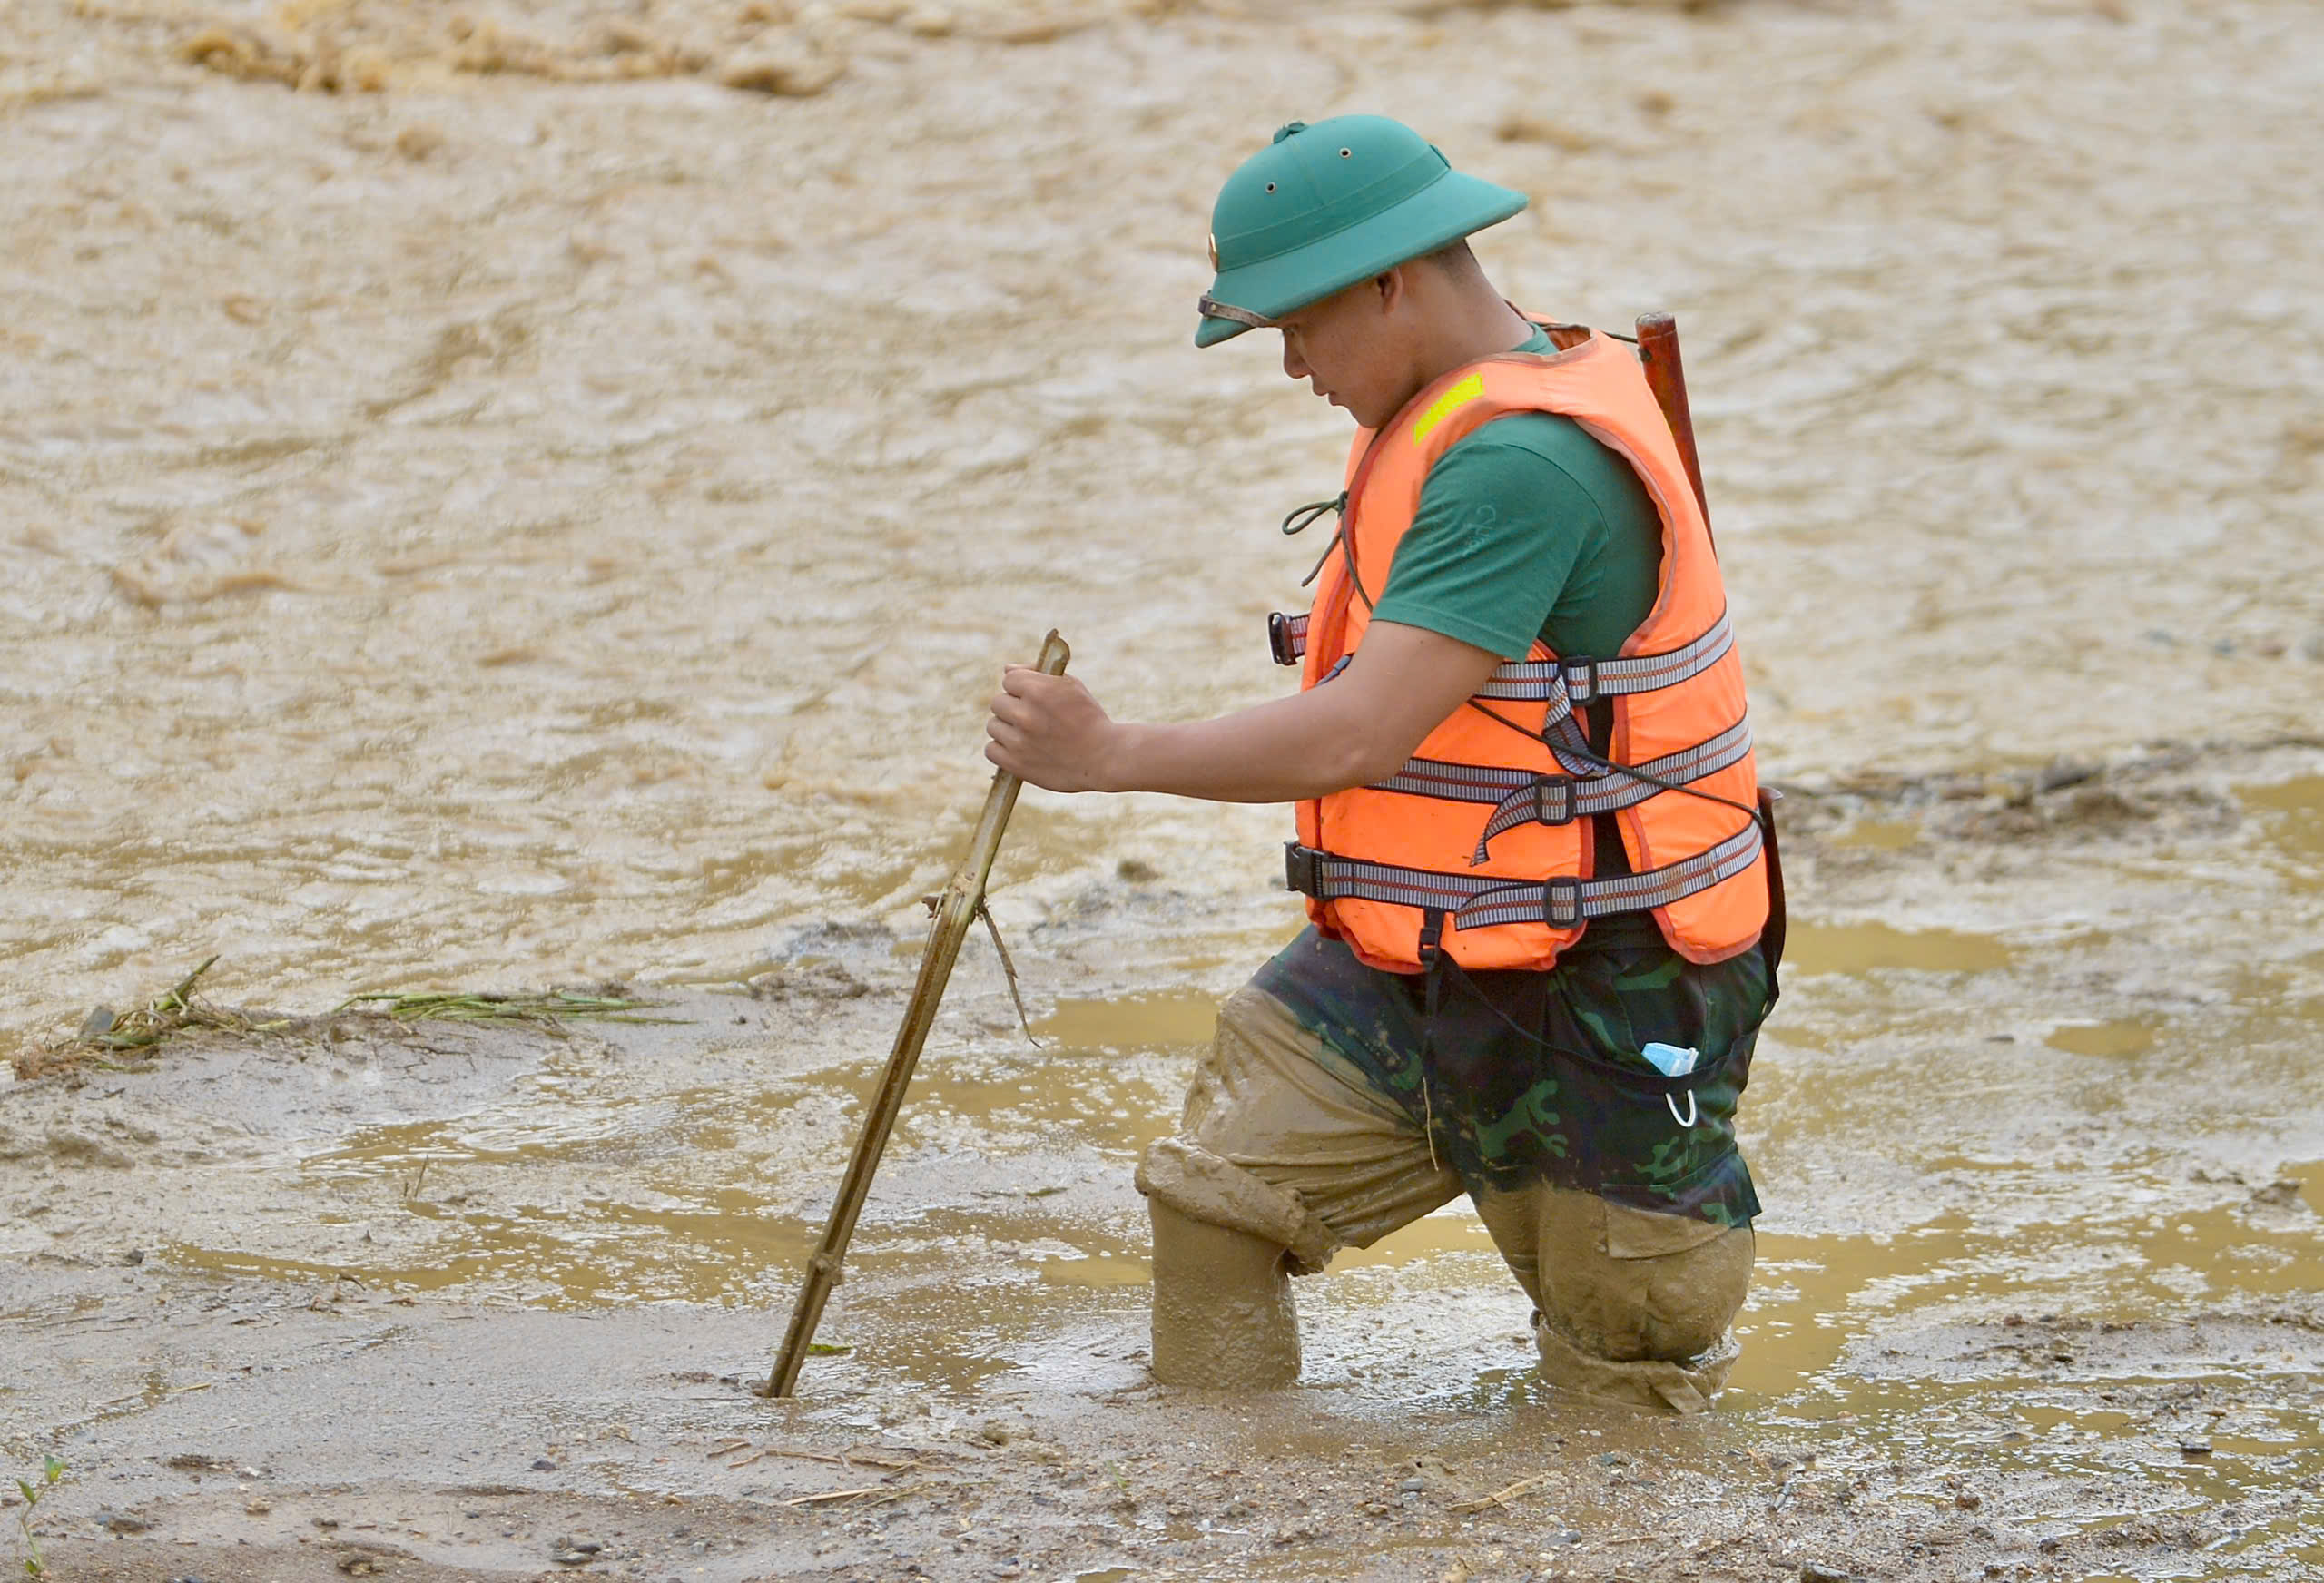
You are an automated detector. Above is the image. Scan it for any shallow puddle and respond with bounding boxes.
[2297,1161,2324,1218]
[1031,988,1224,1052]
[1331,1204,1502,1273]
[2045,1018,2160,1058]
[1733,1195,2324,1406]
[2242,776,2324,882]
[1782,920,2017,976]
[1829,817,1924,850]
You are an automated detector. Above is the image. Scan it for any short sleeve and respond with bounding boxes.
[1368,418,1608,661]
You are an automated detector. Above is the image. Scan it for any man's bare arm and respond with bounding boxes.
[984,620,1506,802]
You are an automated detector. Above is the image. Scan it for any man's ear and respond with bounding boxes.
[1373,266,1406,314]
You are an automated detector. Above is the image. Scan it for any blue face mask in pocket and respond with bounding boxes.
[1640,1041,1700,1078]
[1642,1043,1702,1125]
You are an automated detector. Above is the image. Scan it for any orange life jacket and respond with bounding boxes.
[1272,323,1769,975]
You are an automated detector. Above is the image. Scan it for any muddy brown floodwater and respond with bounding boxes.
[5,0,2324,1579]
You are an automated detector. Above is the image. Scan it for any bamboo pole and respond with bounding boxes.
[763,630,1071,1398]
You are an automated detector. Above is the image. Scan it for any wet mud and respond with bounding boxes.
[8,740,2323,1579]
[7,0,2324,1578]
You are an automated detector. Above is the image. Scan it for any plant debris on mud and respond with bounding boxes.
[11,958,283,1083]
[332,988,681,1027]
[10,965,682,1084]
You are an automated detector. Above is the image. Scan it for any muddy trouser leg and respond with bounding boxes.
[1473,1184,1754,1415]
[1136,985,1462,1389]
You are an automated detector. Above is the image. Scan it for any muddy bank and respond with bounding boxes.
[12,1287,2323,1582]
[7,748,2324,1578]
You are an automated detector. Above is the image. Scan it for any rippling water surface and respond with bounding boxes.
[4,0,2319,1043]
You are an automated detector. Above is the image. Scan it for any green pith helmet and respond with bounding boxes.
[1196,114,1528,349]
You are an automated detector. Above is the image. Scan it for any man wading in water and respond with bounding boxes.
[984,115,1777,1413]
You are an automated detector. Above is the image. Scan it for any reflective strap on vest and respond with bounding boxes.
[1285,817,1763,932]
[1263,607,1734,713]
[1364,715,1756,865]
[1476,608,1736,714]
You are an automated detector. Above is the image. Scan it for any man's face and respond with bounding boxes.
[1275,274,1420,431]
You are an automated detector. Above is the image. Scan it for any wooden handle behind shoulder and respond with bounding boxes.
[1634,311,1709,528]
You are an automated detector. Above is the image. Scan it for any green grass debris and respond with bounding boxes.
[15,964,685,1084]
[15,957,285,1080]
[78,956,276,1049]
[331,989,680,1027]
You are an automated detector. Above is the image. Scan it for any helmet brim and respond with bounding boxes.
[1196,170,1528,348]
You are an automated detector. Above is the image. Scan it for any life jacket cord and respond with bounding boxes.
[1299,526,1343,589]
[1273,490,1353,591]
[1461,694,1764,827]
[1342,530,1374,614]
[1280,492,1347,536]
[1416,909,1447,1173]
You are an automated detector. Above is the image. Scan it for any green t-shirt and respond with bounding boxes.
[1368,323,1668,949]
[1369,325,1663,663]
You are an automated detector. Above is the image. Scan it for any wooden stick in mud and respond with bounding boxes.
[763,629,1071,1399]
[1634,311,1710,533]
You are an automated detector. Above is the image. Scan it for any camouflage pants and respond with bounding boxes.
[1136,928,1770,1412]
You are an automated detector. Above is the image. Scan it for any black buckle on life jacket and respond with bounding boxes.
[1531,775,1578,825]
[1561,655,1601,703]
[1416,908,1446,967]
[1284,841,1321,898]
[1543,874,1584,929]
[1268,612,1300,668]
